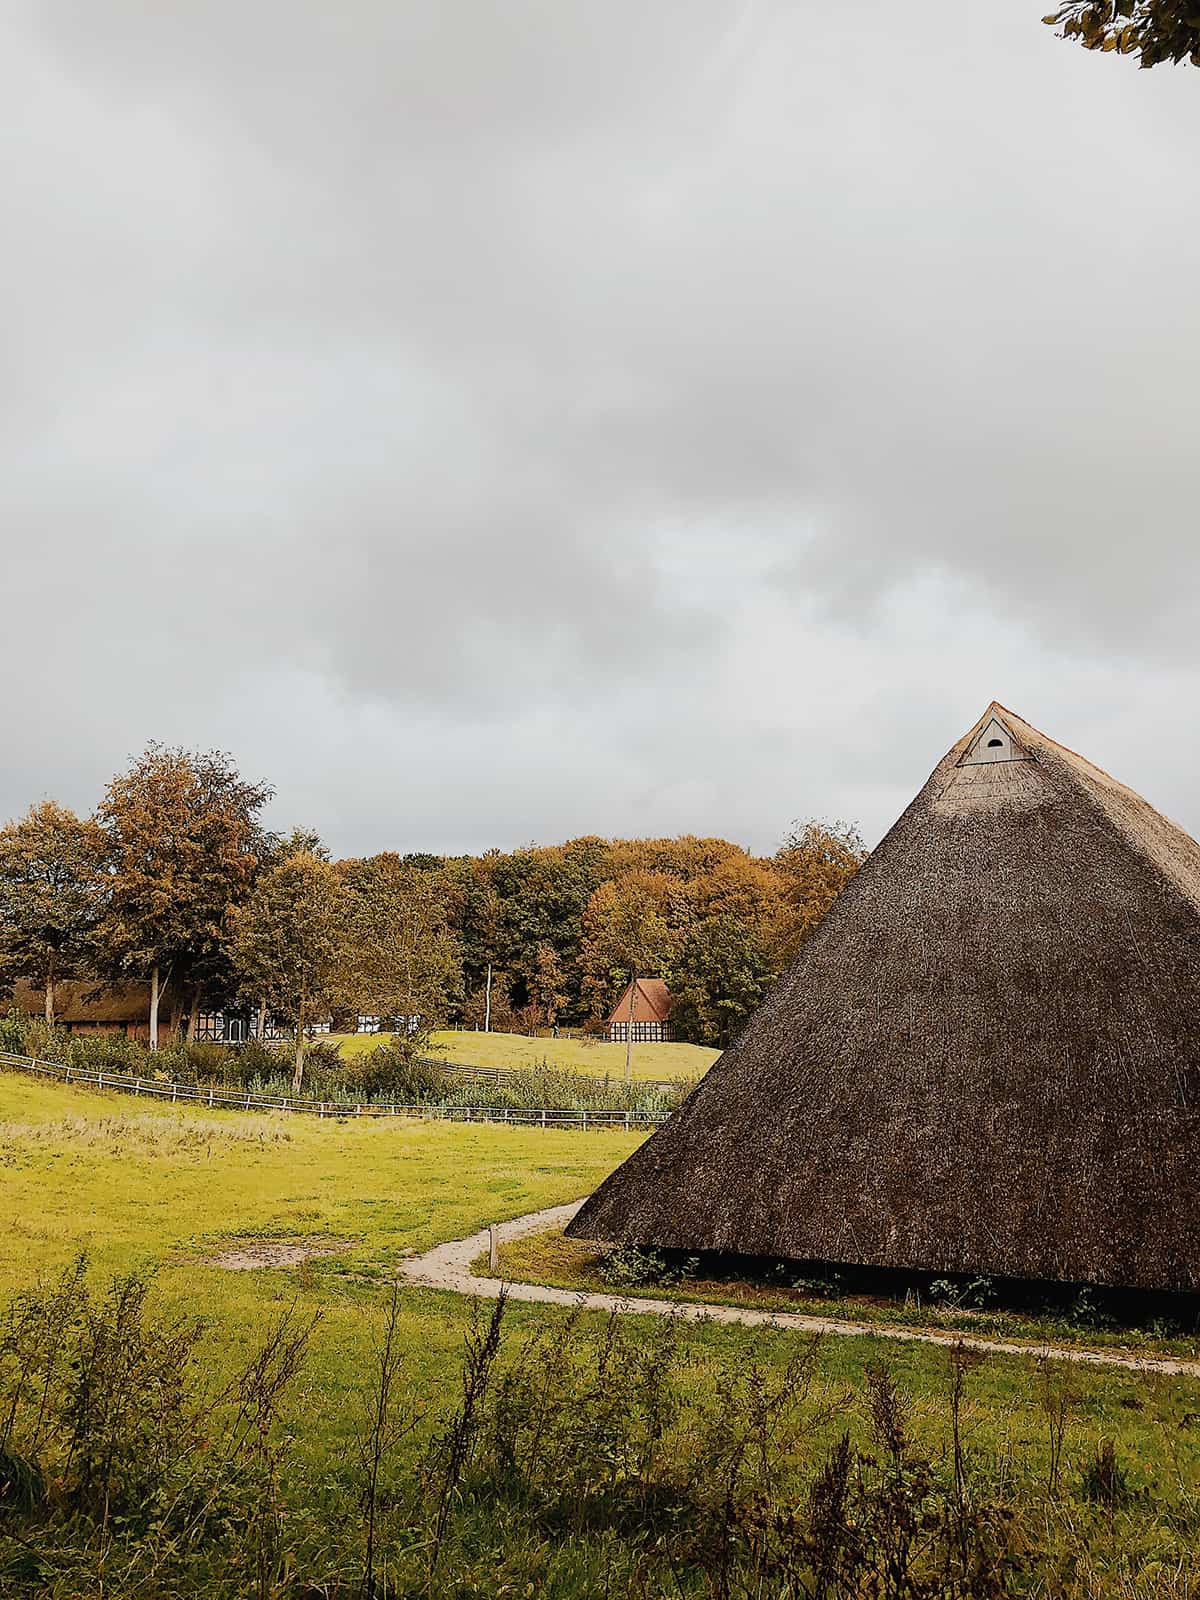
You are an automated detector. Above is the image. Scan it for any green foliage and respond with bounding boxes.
[667,913,775,1046]
[0,802,105,1019]
[339,854,463,1043]
[229,849,350,1091]
[599,1245,699,1290]
[1045,1,1200,67]
[341,1039,454,1103]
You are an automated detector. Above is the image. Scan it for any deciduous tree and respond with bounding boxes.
[667,914,775,1048]
[229,850,349,1093]
[97,746,273,1048]
[0,802,105,1024]
[770,820,866,969]
[340,856,463,1058]
[1044,2,1200,67]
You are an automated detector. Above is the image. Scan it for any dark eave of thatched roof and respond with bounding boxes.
[568,703,1200,1293]
[7,978,157,1024]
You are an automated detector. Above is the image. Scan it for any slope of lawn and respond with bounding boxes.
[330,1027,720,1081]
[4,1065,1200,1596]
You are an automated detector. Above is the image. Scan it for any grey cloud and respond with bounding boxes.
[2,1,1198,854]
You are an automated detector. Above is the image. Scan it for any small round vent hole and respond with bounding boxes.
[987,738,1003,748]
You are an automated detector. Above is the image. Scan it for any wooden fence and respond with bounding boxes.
[0,1051,665,1133]
[430,1058,683,1095]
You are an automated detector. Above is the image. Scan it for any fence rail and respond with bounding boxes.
[0,1052,665,1132]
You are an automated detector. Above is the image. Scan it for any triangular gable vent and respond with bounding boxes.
[957,715,1032,767]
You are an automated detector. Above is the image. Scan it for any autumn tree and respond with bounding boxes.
[462,969,515,1032]
[229,850,350,1093]
[1044,2,1200,67]
[0,802,105,1025]
[770,820,867,968]
[96,747,273,1048]
[528,941,569,1026]
[340,855,463,1057]
[580,872,678,1020]
[667,915,775,1048]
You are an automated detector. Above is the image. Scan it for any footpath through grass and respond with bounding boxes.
[3,1067,1200,1596]
[329,1027,720,1081]
[486,1228,1200,1365]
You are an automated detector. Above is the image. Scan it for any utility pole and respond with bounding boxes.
[624,971,637,1088]
[484,962,492,1033]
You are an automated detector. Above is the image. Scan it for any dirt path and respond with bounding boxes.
[399,1200,1200,1379]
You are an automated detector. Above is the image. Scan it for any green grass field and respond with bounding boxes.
[3,1065,1199,1595]
[329,1027,721,1081]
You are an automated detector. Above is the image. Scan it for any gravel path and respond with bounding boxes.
[399,1200,1200,1379]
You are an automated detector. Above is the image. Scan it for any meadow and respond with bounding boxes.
[329,1027,720,1082]
[3,1066,1200,1597]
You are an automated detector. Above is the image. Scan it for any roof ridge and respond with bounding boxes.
[979,703,1200,914]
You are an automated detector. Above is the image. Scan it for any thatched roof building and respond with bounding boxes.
[568,704,1200,1292]
[7,978,164,1039]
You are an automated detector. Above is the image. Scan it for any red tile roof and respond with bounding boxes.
[607,977,673,1025]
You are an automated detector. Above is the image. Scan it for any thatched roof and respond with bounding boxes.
[607,977,673,1025]
[7,978,156,1024]
[568,704,1200,1292]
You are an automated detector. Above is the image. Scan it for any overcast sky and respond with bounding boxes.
[3,2,1198,857]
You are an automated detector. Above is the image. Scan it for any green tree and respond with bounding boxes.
[340,856,463,1057]
[771,820,866,969]
[1044,2,1200,67]
[0,802,105,1025]
[97,746,273,1048]
[229,850,349,1093]
[667,914,775,1048]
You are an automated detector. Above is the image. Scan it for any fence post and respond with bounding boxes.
[97,1071,103,1091]
[541,1109,547,1129]
[488,1224,499,1273]
[209,1086,215,1108]
[171,1083,177,1103]
[582,1110,587,1132]
[624,1110,630,1131]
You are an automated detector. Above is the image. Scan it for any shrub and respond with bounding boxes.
[345,1042,454,1103]
[0,1011,26,1054]
[600,1246,698,1291]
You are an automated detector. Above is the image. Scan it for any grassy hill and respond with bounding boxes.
[330,1027,721,1082]
[2,1066,1198,1596]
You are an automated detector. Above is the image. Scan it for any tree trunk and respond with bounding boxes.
[292,989,306,1094]
[149,964,161,1051]
[169,989,184,1040]
[257,996,268,1040]
[44,971,55,1028]
[186,984,202,1043]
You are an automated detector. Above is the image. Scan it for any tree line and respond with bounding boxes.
[0,745,865,1078]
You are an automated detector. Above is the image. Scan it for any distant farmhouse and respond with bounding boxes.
[8,979,168,1043]
[606,978,674,1044]
[571,703,1200,1293]
[5,980,411,1043]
